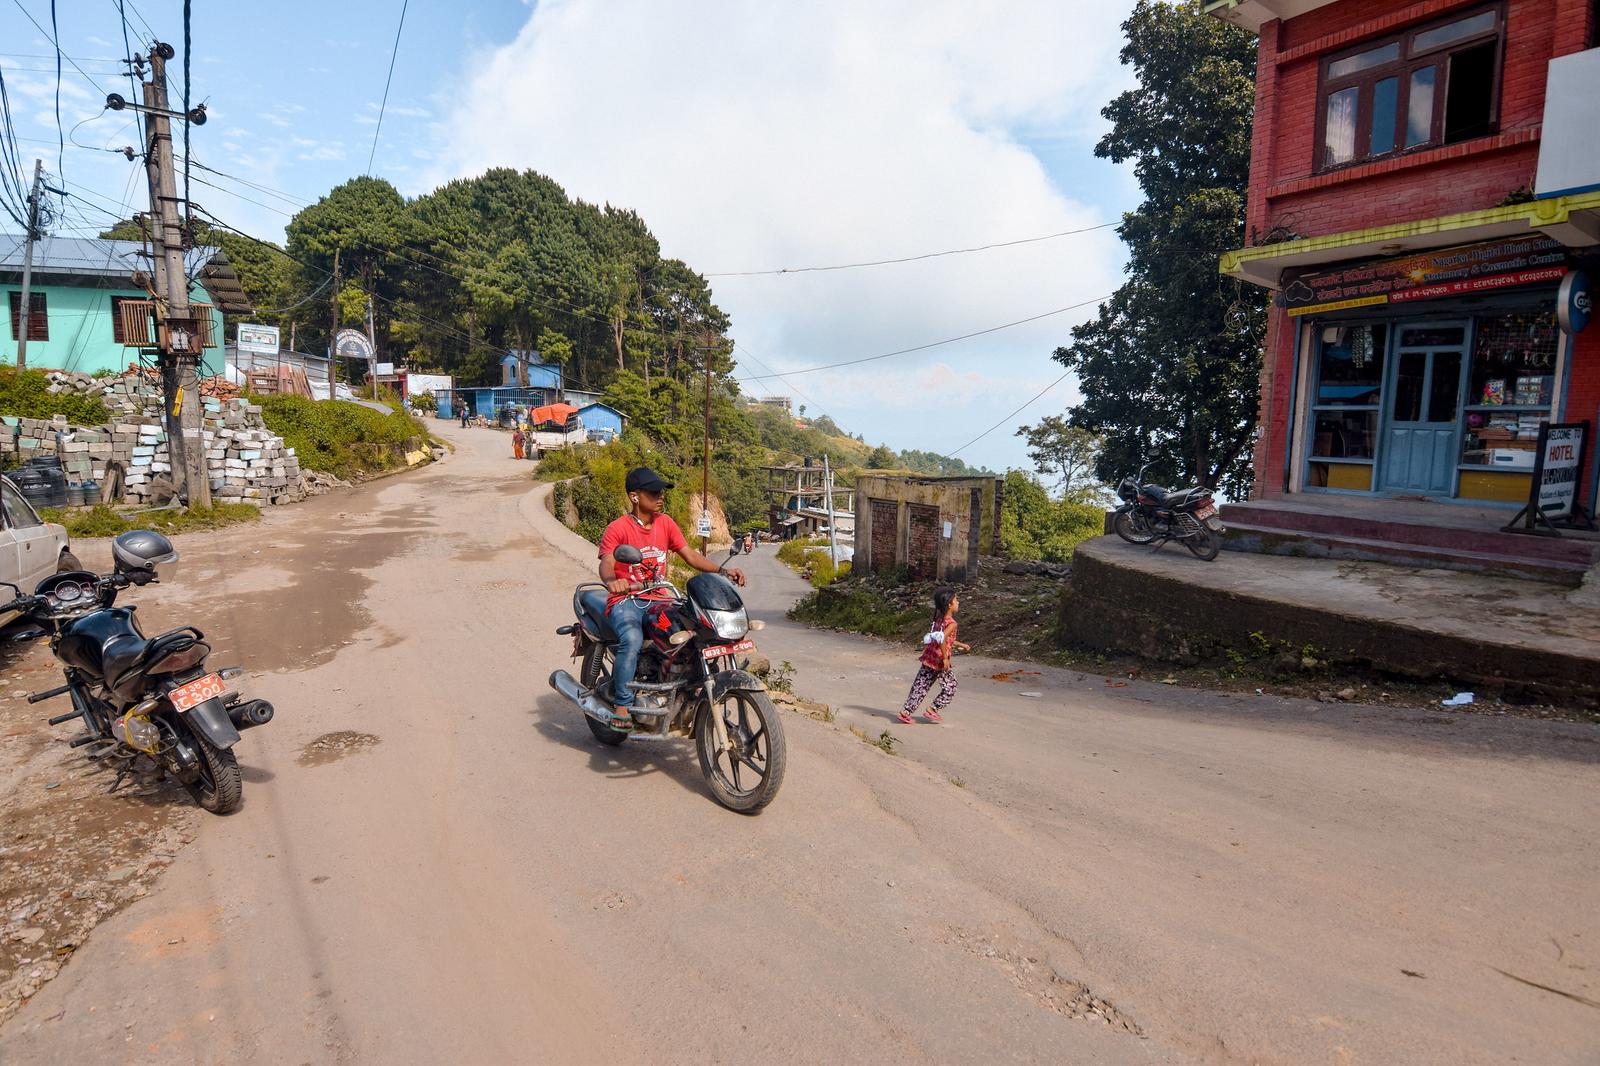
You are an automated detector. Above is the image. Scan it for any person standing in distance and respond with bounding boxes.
[597,468,746,722]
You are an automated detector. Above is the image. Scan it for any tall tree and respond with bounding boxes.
[1015,415,1105,501]
[1052,0,1265,496]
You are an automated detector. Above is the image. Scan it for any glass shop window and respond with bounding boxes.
[1460,311,1557,470]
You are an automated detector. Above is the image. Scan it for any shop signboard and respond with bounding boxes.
[1557,271,1591,335]
[1503,421,1595,534]
[1284,237,1570,317]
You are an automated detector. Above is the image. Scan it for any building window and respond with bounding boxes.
[1460,311,1556,470]
[7,291,48,341]
[1317,5,1503,171]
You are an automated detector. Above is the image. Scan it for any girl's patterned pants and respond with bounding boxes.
[903,665,957,713]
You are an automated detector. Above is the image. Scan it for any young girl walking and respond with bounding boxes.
[899,588,969,724]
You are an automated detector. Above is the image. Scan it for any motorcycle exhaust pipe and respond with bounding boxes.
[228,699,275,731]
[549,670,617,724]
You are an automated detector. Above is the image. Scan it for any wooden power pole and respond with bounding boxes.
[14,159,43,371]
[139,43,209,506]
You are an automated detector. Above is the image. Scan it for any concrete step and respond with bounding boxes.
[1222,522,1591,586]
[1221,501,1600,566]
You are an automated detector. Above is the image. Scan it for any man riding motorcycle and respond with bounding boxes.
[596,468,745,724]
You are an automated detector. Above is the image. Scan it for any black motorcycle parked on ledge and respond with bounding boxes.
[1112,465,1226,561]
[548,543,786,814]
[1,530,273,814]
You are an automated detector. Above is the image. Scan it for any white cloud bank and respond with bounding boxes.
[438,0,1136,471]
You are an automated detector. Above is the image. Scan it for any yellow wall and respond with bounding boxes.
[1457,470,1532,503]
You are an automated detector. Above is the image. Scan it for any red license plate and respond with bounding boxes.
[703,639,757,661]
[169,673,225,711]
[1195,503,1216,519]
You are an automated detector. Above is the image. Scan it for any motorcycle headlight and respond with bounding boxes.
[703,607,748,641]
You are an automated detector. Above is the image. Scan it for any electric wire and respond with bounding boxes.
[49,0,62,181]
[947,369,1073,458]
[366,0,410,175]
[6,1,111,94]
[738,295,1112,381]
[705,222,1119,277]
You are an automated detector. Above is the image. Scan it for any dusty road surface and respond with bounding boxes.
[2,421,1597,1065]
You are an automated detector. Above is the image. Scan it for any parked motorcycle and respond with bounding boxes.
[548,543,786,814]
[1113,465,1226,561]
[1,530,272,814]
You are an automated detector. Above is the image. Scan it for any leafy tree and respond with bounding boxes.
[866,445,898,469]
[1051,1,1265,496]
[998,470,1105,562]
[1015,415,1106,500]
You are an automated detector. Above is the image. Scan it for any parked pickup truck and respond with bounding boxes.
[1,474,77,595]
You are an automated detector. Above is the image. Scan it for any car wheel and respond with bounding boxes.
[57,550,82,572]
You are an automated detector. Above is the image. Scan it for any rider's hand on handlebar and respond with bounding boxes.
[605,578,633,595]
[721,567,746,587]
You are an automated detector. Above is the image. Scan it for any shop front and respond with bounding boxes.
[1282,236,1594,508]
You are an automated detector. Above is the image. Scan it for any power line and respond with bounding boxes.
[366,0,410,175]
[6,1,111,94]
[948,370,1072,459]
[49,0,62,179]
[739,295,1111,381]
[705,222,1118,277]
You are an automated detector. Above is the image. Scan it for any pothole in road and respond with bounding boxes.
[296,732,382,767]
[940,927,1143,1035]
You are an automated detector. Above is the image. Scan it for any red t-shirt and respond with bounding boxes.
[921,616,957,670]
[598,513,687,608]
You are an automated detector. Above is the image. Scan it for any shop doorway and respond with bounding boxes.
[1379,322,1468,496]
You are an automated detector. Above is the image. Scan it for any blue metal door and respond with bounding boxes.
[1379,325,1466,496]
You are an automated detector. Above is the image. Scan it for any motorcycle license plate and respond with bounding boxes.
[169,673,225,712]
[703,639,757,661]
[1195,502,1217,520]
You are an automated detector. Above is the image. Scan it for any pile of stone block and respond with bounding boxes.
[4,372,305,507]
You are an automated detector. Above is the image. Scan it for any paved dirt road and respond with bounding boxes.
[2,421,1597,1064]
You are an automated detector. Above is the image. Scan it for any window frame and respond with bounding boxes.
[1314,3,1506,173]
[7,290,49,342]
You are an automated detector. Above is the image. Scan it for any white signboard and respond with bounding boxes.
[237,323,280,355]
[697,514,712,537]
[374,362,395,377]
[1537,425,1584,519]
[405,373,451,399]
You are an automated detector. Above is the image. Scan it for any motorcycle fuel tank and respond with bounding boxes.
[54,607,145,682]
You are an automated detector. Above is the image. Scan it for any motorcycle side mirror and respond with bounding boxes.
[9,626,48,644]
[613,545,644,565]
[0,581,19,597]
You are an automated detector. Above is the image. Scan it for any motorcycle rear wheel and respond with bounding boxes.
[1114,509,1159,545]
[696,688,786,815]
[1186,526,1222,562]
[175,717,242,814]
[580,643,628,747]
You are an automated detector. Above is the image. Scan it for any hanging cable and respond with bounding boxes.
[947,370,1073,458]
[366,0,410,175]
[705,222,1118,277]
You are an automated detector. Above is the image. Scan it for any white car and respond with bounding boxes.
[1,474,77,593]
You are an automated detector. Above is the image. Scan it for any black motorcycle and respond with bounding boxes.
[1,530,273,814]
[1113,464,1226,561]
[548,544,786,814]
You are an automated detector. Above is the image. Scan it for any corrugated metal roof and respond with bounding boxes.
[0,234,150,279]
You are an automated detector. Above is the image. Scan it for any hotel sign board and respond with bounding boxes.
[1284,237,1570,317]
[1503,421,1596,535]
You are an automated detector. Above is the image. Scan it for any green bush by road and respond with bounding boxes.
[256,396,428,480]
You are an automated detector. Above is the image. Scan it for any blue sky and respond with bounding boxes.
[1,1,1144,475]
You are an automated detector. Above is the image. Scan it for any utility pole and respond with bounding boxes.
[138,43,209,506]
[823,453,840,567]
[14,159,44,370]
[328,247,341,387]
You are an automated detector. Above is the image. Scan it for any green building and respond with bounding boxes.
[2,235,251,376]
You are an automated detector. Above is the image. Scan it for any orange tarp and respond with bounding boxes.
[530,402,578,426]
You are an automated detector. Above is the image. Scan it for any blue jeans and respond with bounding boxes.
[608,598,650,708]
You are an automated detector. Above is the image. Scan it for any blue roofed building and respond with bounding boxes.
[501,349,563,389]
[575,401,627,441]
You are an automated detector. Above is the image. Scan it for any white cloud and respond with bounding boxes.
[437,0,1137,469]
[296,143,346,162]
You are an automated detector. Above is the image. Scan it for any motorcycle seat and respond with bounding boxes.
[112,628,209,691]
[577,588,618,642]
[1139,484,1171,503]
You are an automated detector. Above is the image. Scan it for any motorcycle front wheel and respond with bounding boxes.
[1114,509,1159,545]
[696,689,786,815]
[1185,526,1222,561]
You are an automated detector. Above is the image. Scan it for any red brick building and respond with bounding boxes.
[1207,0,1600,527]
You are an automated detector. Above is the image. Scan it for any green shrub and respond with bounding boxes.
[410,390,437,413]
[789,585,924,638]
[256,395,426,480]
[1000,469,1105,562]
[0,367,109,424]
[38,503,261,538]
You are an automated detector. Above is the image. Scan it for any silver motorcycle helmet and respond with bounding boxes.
[112,529,180,573]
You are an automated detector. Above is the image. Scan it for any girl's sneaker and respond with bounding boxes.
[896,711,915,724]
[923,708,944,724]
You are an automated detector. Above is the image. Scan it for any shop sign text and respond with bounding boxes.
[1284,237,1570,317]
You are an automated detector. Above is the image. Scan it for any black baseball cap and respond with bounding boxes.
[625,467,674,493]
